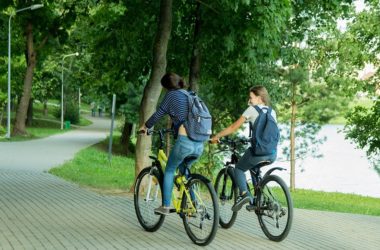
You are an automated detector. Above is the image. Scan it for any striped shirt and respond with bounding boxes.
[145,89,189,136]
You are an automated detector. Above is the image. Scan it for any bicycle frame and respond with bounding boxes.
[219,138,285,194]
[146,130,197,215]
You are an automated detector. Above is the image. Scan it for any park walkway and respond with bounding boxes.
[0,116,379,249]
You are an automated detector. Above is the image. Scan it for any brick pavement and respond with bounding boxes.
[0,169,379,250]
[1,116,379,249]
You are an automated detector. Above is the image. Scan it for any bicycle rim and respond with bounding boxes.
[134,167,165,232]
[182,177,219,246]
[257,175,293,241]
[214,169,238,228]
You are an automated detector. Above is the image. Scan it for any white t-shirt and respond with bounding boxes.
[242,105,277,124]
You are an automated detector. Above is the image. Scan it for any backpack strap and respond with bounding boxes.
[253,105,263,114]
[254,105,272,115]
[178,89,189,96]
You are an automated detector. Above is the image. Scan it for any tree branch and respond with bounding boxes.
[36,35,49,51]
[195,0,219,14]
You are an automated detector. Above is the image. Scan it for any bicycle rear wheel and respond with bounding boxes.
[214,168,238,228]
[182,175,219,246]
[134,167,165,232]
[256,174,293,241]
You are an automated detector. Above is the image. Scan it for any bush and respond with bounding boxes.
[54,101,79,124]
[65,101,80,124]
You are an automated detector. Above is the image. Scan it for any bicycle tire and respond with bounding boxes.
[214,168,238,228]
[256,174,293,241]
[182,175,219,246]
[134,167,165,232]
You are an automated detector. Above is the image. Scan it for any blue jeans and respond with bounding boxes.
[162,135,204,207]
[234,147,276,195]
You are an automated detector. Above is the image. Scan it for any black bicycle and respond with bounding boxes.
[214,137,293,242]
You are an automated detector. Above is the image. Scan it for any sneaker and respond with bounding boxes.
[154,206,170,215]
[246,198,257,212]
[231,192,252,212]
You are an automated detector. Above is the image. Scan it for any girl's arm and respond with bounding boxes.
[211,116,246,143]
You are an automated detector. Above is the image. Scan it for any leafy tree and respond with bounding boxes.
[342,1,380,172]
[0,0,90,135]
[135,0,173,177]
[274,0,354,190]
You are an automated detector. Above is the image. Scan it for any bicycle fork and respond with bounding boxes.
[145,173,160,202]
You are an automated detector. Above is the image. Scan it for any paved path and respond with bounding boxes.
[0,117,379,249]
[0,116,110,172]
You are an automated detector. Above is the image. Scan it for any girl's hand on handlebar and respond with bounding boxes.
[209,136,220,144]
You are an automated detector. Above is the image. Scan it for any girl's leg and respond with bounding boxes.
[161,136,202,207]
[162,141,183,207]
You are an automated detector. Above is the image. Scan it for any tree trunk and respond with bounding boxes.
[13,22,36,136]
[26,98,33,126]
[188,1,201,92]
[121,118,133,156]
[134,0,173,184]
[43,101,48,116]
[290,82,297,191]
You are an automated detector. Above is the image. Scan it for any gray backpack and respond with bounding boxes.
[179,89,212,142]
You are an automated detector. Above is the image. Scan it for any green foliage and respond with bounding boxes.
[64,101,80,124]
[54,100,79,124]
[344,99,380,157]
[279,123,326,170]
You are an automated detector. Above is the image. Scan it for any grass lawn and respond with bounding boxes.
[49,146,135,192]
[291,189,380,216]
[0,102,92,141]
[49,136,380,216]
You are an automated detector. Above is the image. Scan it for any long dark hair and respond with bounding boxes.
[161,72,185,90]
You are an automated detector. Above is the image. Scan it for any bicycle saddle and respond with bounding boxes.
[254,160,273,169]
[184,154,198,164]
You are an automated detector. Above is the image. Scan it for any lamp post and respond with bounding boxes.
[61,52,79,130]
[6,4,44,139]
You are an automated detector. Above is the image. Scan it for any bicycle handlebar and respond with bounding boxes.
[218,137,250,148]
[138,128,174,136]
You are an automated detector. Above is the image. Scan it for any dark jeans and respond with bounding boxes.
[234,147,276,195]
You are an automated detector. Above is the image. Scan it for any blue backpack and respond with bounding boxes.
[249,105,279,155]
[179,89,212,142]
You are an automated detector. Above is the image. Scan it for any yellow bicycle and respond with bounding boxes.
[133,128,219,246]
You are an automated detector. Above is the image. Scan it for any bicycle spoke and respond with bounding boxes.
[134,168,165,232]
[214,170,237,228]
[257,175,293,241]
[182,177,218,246]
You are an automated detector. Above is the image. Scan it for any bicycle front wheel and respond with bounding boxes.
[256,174,293,242]
[134,167,165,232]
[214,168,238,228]
[182,175,219,246]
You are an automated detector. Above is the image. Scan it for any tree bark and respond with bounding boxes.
[43,101,48,116]
[13,22,36,136]
[134,0,173,182]
[26,98,33,126]
[290,82,297,191]
[188,1,201,92]
[121,118,133,156]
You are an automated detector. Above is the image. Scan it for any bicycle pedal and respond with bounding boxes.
[246,204,256,212]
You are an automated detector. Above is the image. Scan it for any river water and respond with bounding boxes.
[246,125,380,198]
